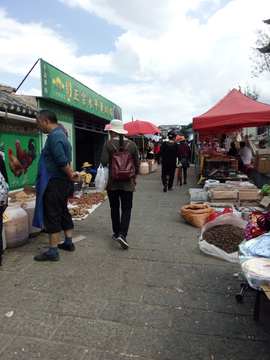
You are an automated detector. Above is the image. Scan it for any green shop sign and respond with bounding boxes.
[40,59,121,121]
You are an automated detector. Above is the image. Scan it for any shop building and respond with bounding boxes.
[38,59,122,171]
[0,59,121,191]
[0,85,40,191]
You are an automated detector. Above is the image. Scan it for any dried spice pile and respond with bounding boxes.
[68,193,106,218]
[202,224,246,253]
[69,193,106,207]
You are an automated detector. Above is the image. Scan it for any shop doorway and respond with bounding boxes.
[75,128,107,171]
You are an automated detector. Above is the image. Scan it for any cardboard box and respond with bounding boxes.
[10,185,36,199]
[260,196,270,208]
[240,200,263,207]
[211,199,240,206]
[258,158,267,173]
[265,160,270,174]
[237,189,263,201]
[211,189,238,200]
[253,157,259,170]
[260,195,270,211]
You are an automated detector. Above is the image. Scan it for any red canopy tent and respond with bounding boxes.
[193,88,270,132]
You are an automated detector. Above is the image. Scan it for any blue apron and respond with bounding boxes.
[32,150,52,229]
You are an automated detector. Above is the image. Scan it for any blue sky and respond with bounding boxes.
[4,0,123,56]
[0,0,269,125]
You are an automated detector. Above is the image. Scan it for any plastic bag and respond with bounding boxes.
[199,213,247,263]
[206,207,233,223]
[95,164,109,192]
[241,258,270,290]
[180,204,213,229]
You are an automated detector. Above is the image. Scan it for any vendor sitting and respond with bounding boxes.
[81,162,97,181]
[147,151,155,160]
[259,141,266,149]
[236,141,252,172]
[227,142,237,157]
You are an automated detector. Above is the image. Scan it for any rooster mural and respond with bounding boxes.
[8,147,23,184]
[8,138,37,184]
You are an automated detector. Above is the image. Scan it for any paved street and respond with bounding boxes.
[0,165,270,360]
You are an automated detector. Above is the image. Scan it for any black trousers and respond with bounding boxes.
[107,190,133,237]
[43,178,74,233]
[161,161,176,189]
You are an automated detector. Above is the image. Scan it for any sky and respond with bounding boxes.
[0,0,269,126]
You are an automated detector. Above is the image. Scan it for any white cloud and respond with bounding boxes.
[0,1,269,126]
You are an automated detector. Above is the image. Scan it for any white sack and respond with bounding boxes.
[199,213,247,263]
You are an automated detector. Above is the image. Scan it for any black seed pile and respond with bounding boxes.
[202,224,246,253]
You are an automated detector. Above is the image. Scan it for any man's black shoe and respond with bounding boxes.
[58,243,75,251]
[112,234,118,241]
[34,252,59,261]
[117,235,129,249]
[163,184,167,192]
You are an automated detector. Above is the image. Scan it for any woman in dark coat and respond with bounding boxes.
[158,132,180,192]
[227,142,237,157]
[178,136,190,185]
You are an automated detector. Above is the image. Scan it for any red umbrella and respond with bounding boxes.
[124,120,161,135]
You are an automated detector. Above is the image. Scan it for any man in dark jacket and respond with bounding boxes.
[158,132,180,192]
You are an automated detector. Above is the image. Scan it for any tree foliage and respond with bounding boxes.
[174,123,193,138]
[237,84,260,101]
[250,22,270,77]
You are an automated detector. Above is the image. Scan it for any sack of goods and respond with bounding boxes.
[109,140,135,180]
[180,204,213,229]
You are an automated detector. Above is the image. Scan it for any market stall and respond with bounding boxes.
[180,181,270,321]
[193,88,270,184]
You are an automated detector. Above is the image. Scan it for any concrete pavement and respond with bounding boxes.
[0,165,270,360]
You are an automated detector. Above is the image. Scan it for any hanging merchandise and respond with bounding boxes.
[236,132,242,142]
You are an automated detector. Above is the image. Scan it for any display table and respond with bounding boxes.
[197,174,249,185]
[197,152,242,185]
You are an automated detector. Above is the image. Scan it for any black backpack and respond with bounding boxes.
[109,140,136,180]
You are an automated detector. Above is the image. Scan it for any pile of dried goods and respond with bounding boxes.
[69,193,106,207]
[68,193,106,218]
[202,224,245,253]
[69,207,89,218]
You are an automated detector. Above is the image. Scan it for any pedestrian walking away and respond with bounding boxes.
[178,136,190,185]
[158,132,180,192]
[33,109,79,262]
[100,119,140,250]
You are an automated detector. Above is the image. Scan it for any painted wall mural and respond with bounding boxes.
[1,133,39,190]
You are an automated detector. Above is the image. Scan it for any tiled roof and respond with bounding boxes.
[0,86,39,118]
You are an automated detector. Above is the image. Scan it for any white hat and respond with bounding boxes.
[105,119,128,134]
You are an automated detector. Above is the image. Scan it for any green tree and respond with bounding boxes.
[237,84,260,101]
[250,19,270,77]
[176,123,193,139]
